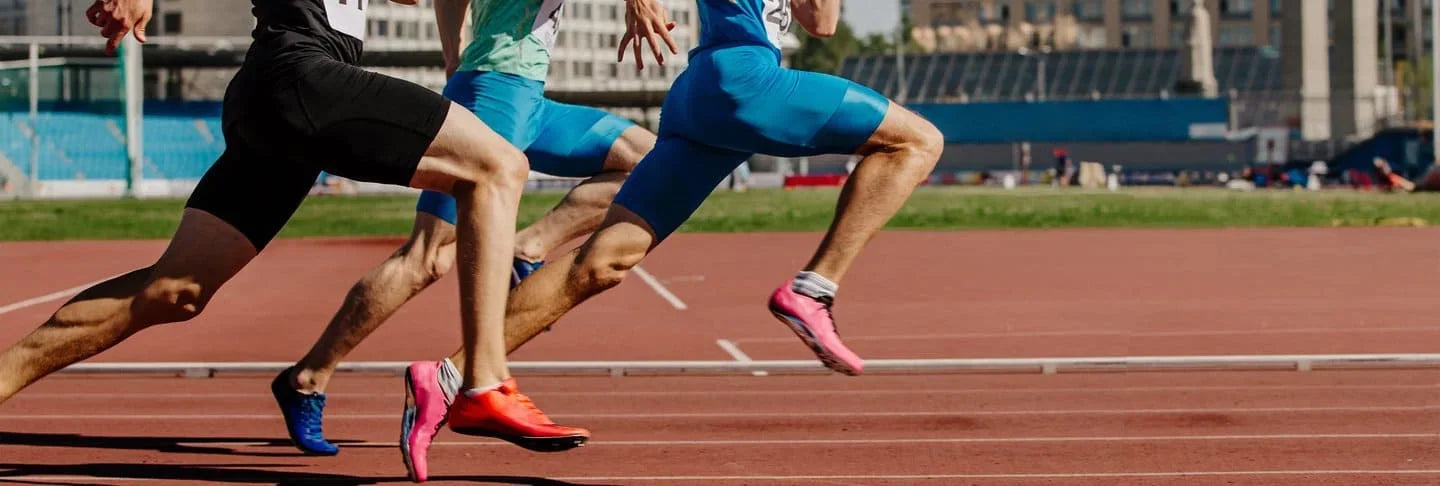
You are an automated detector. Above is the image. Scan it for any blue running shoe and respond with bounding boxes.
[511,258,543,289]
[271,367,339,456]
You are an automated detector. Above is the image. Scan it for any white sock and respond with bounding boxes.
[461,381,504,398]
[791,271,838,300]
[437,358,463,402]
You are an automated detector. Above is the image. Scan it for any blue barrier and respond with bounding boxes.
[910,98,1231,144]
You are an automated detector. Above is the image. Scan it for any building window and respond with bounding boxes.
[1171,22,1187,45]
[1221,0,1253,17]
[163,12,181,34]
[1218,23,1254,46]
[1001,4,1010,22]
[1072,0,1103,20]
[1122,25,1153,47]
[1269,22,1281,47]
[377,20,388,37]
[1122,0,1153,19]
[1270,0,1281,15]
[1026,1,1055,22]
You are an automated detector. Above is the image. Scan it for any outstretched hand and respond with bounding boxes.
[87,0,154,55]
[618,0,678,70]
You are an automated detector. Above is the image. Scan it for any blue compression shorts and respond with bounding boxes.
[416,71,635,223]
[613,45,889,240]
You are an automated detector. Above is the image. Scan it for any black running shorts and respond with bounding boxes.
[187,36,450,250]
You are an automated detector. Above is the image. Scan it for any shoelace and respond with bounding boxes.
[511,392,556,425]
[816,295,840,334]
[299,395,326,437]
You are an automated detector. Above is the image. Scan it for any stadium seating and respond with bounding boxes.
[0,107,226,181]
[839,46,1282,103]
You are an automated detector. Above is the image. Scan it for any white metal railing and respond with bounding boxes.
[57,354,1440,378]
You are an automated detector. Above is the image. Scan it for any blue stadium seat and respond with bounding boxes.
[840,46,1282,103]
[0,109,227,181]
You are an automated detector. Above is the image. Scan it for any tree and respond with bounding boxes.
[788,20,862,74]
[788,17,928,75]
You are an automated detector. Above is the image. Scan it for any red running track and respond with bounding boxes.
[1,228,1439,484]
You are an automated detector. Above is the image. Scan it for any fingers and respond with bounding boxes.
[86,1,106,26]
[105,28,127,55]
[632,27,644,69]
[133,10,150,43]
[643,32,663,66]
[656,20,678,55]
[617,33,633,63]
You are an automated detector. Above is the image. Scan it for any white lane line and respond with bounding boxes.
[156,433,1440,449]
[716,338,767,376]
[5,405,1437,420]
[716,339,752,362]
[729,326,1440,343]
[14,471,1440,483]
[17,383,1438,399]
[0,273,124,316]
[632,265,687,310]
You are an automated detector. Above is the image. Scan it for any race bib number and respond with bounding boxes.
[324,0,368,40]
[762,0,791,49]
[532,0,565,50]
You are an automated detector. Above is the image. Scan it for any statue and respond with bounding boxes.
[1176,0,1219,97]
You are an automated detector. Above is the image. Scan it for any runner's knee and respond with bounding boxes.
[572,235,647,292]
[863,112,943,177]
[911,118,945,163]
[132,277,213,325]
[891,116,944,169]
[448,143,530,196]
[396,233,456,286]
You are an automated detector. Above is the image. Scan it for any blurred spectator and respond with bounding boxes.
[729,161,751,192]
[1373,157,1416,192]
[1053,148,1073,187]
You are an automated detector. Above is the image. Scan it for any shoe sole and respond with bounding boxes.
[399,368,442,482]
[769,307,861,376]
[449,426,589,453]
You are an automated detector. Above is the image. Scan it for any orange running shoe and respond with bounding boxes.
[447,378,589,452]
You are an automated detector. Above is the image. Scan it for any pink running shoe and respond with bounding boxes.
[400,361,453,483]
[768,283,864,375]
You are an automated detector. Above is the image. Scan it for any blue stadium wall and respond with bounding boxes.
[906,98,1244,172]
[910,98,1229,144]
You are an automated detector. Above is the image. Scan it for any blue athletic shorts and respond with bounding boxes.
[416,71,636,224]
[614,45,889,240]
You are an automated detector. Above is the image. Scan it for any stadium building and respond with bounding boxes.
[0,0,700,197]
[822,0,1419,183]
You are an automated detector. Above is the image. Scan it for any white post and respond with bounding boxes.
[27,42,39,198]
[122,36,143,198]
[895,2,907,104]
[1382,0,1393,88]
[1037,56,1046,101]
[1432,0,1439,158]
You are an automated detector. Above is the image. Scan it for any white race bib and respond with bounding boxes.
[324,0,368,40]
[761,0,791,49]
[531,0,565,50]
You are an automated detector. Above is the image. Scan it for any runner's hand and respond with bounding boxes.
[90,0,153,55]
[618,0,678,70]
